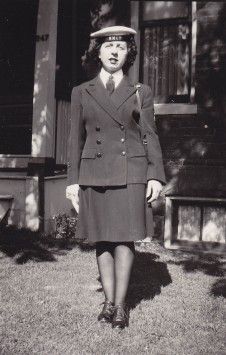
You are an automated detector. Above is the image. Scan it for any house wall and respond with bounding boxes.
[152,2,226,240]
[1,1,226,243]
[0,175,39,230]
[195,2,226,164]
[40,2,226,239]
[159,2,226,191]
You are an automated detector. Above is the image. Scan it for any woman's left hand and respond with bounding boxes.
[146,180,163,203]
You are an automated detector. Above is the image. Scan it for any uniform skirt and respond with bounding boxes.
[76,184,154,243]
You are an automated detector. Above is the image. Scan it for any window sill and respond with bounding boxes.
[0,155,31,168]
[154,103,197,115]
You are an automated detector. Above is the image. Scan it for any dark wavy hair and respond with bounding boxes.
[81,36,138,78]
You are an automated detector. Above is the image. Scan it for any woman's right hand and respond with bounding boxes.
[66,184,80,212]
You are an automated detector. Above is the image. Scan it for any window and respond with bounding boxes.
[165,196,226,252]
[0,0,38,154]
[140,1,191,103]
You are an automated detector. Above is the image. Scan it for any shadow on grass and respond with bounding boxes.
[96,250,172,309]
[167,252,226,277]
[0,226,57,264]
[167,251,226,299]
[128,251,172,309]
[211,278,226,298]
[0,225,95,264]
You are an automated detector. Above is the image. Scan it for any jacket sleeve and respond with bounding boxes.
[67,87,86,185]
[139,85,166,185]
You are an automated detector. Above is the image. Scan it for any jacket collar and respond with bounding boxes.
[85,75,137,125]
[111,75,137,109]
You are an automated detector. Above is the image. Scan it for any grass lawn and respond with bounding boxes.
[1,226,226,355]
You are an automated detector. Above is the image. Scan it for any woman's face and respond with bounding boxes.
[99,41,128,73]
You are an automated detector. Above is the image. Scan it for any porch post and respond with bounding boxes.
[32,0,58,159]
[29,0,59,231]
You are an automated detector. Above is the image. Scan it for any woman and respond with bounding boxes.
[66,26,166,329]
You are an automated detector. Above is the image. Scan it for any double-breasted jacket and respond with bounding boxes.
[67,75,166,186]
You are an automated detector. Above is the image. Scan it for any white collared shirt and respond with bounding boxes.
[100,68,123,89]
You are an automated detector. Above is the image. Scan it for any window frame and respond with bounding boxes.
[130,1,197,114]
[164,196,226,252]
[139,1,192,104]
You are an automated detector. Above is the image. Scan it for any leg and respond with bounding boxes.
[114,242,135,305]
[112,242,135,329]
[96,242,115,323]
[96,242,115,303]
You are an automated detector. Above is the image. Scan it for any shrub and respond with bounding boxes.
[53,213,77,239]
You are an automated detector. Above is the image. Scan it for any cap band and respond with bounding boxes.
[99,35,132,43]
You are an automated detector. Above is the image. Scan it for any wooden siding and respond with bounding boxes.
[55,100,71,165]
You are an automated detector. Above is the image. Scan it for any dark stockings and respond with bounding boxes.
[96,242,135,306]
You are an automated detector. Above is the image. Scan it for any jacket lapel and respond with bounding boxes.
[85,76,123,125]
[85,75,137,125]
[111,76,137,110]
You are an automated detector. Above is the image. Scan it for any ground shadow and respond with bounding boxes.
[0,225,95,264]
[210,278,226,298]
[167,251,226,299]
[167,251,226,277]
[0,225,57,263]
[96,250,172,309]
[128,251,172,309]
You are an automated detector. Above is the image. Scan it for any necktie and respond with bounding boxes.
[106,75,115,95]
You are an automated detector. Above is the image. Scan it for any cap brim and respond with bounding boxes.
[90,26,137,38]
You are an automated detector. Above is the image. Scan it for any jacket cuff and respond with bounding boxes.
[147,163,166,185]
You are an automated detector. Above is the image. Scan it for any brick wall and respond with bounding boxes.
[196,2,226,135]
[156,114,226,196]
[158,2,226,192]
[153,2,226,240]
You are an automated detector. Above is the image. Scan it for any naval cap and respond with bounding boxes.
[90,26,136,42]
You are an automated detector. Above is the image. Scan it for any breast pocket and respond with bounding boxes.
[81,148,96,159]
[127,146,146,158]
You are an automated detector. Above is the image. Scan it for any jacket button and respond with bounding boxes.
[97,152,102,158]
[96,126,100,131]
[121,138,125,143]
[120,125,124,131]
[121,151,126,156]
[96,139,101,144]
